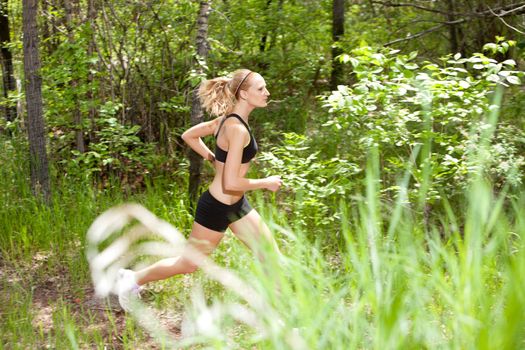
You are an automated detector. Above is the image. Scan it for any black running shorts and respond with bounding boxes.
[194,190,253,232]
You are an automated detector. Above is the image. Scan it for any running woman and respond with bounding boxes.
[117,69,282,310]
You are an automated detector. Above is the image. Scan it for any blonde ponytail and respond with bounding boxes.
[198,69,254,117]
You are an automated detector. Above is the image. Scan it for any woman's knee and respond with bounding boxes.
[175,257,199,274]
[185,262,199,274]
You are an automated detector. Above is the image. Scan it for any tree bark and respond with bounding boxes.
[23,0,51,202]
[330,0,345,90]
[64,0,85,153]
[259,0,272,53]
[86,0,97,144]
[40,0,52,54]
[0,0,16,123]
[188,0,210,204]
[41,0,59,54]
[446,0,459,54]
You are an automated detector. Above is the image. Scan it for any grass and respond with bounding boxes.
[1,128,525,349]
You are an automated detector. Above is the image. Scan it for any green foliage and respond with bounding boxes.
[61,102,157,186]
[258,132,360,229]
[207,0,332,132]
[321,45,525,203]
[5,0,525,346]
[42,22,98,129]
[3,132,525,349]
[35,0,199,181]
[482,36,517,56]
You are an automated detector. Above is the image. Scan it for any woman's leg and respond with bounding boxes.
[134,222,224,285]
[228,209,280,260]
[228,209,283,299]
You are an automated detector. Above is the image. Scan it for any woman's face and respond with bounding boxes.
[241,74,270,108]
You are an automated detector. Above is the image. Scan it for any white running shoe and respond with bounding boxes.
[117,268,141,312]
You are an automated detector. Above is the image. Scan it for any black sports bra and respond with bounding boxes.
[214,114,258,163]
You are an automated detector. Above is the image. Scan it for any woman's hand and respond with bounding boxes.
[264,175,282,192]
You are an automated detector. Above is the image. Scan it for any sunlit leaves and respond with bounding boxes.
[319,44,525,202]
[258,132,360,229]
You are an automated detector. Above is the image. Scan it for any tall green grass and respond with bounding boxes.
[219,159,523,349]
[1,108,525,349]
[0,136,194,348]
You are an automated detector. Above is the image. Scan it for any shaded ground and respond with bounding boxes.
[0,252,182,349]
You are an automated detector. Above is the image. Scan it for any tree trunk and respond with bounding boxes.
[40,0,52,54]
[23,0,51,202]
[259,0,272,53]
[367,0,377,17]
[86,0,97,144]
[64,0,85,153]
[41,0,59,54]
[188,0,210,204]
[330,0,345,90]
[445,0,459,54]
[0,0,16,123]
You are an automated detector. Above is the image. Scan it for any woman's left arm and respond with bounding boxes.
[181,119,218,161]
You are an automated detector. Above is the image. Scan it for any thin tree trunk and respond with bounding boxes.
[104,1,131,126]
[100,3,116,101]
[270,0,284,47]
[188,0,210,204]
[43,0,59,54]
[0,0,16,123]
[64,0,85,152]
[23,0,51,202]
[40,0,52,54]
[330,0,345,90]
[367,0,377,17]
[86,0,97,144]
[259,0,272,53]
[446,0,459,54]
[16,78,24,123]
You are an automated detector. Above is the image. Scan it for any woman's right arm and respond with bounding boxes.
[181,119,218,161]
[222,124,282,192]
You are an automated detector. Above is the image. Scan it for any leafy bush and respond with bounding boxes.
[258,133,360,230]
[320,42,524,203]
[60,101,158,188]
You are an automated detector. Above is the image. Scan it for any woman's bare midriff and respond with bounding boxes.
[208,161,250,205]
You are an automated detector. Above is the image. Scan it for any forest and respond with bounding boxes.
[1,0,525,348]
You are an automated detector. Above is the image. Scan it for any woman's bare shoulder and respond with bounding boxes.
[207,116,222,134]
[210,116,223,124]
[223,117,249,134]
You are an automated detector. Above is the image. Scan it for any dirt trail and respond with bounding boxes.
[1,254,182,349]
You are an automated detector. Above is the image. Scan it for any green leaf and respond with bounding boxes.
[349,57,360,67]
[506,76,521,85]
[458,80,470,89]
[339,54,351,64]
[424,64,439,71]
[486,74,500,82]
[337,85,348,94]
[483,43,497,53]
[407,51,418,60]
